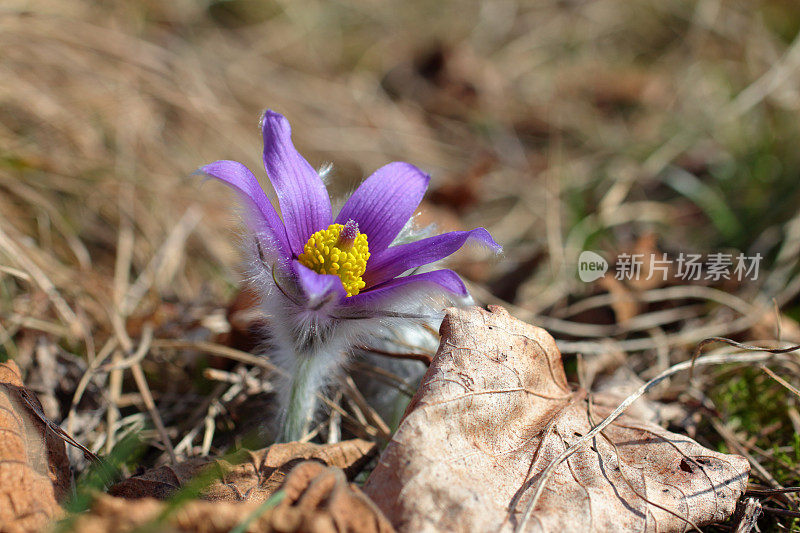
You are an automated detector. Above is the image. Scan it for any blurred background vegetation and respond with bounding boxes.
[2,0,800,528]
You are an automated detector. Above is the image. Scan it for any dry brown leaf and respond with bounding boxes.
[0,360,71,533]
[364,306,750,532]
[279,461,395,533]
[67,495,280,533]
[109,439,377,502]
[69,460,394,533]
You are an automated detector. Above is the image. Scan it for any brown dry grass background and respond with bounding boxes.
[2,0,800,528]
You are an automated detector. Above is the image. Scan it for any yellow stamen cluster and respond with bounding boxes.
[298,223,370,297]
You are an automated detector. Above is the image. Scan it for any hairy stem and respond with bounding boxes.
[279,354,317,442]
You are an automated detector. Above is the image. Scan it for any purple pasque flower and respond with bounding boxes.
[201,110,500,319]
[199,110,500,441]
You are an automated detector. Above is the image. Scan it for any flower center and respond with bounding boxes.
[298,219,370,297]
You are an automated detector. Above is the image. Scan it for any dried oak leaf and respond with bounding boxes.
[69,460,393,533]
[278,461,395,533]
[109,439,376,502]
[0,360,71,533]
[364,306,749,532]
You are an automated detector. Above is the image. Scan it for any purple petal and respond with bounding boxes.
[292,261,346,309]
[363,228,500,287]
[346,269,467,307]
[335,162,430,253]
[199,160,291,258]
[262,110,332,255]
